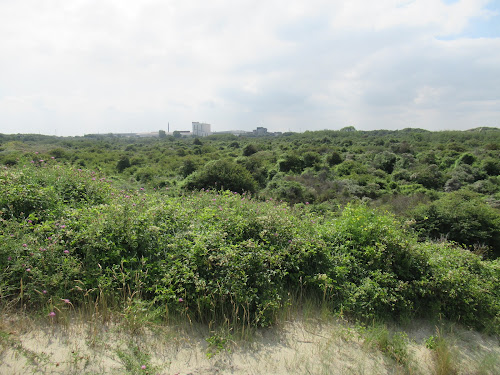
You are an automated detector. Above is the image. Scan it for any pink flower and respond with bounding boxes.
[23,243,27,247]
[43,290,47,294]
[178,298,184,302]
[26,268,31,272]
[62,299,70,304]
[141,365,146,370]
[64,250,69,254]
[48,311,56,317]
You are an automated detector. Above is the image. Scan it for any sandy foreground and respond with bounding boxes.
[1,314,499,375]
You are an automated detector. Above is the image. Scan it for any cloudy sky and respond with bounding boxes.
[1,0,499,136]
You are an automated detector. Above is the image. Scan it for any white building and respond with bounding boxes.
[192,122,211,137]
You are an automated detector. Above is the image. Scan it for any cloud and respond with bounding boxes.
[0,0,499,135]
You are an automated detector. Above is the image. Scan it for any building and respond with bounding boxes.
[192,122,211,137]
[253,127,268,136]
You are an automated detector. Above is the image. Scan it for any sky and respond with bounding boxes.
[0,0,499,136]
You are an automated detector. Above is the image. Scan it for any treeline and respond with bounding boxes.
[0,127,499,257]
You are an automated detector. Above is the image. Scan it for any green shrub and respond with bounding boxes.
[183,159,258,193]
[1,163,499,333]
[411,190,500,258]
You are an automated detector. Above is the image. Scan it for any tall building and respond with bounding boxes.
[192,122,211,137]
[253,127,268,136]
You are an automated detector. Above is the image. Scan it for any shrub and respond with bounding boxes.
[278,153,304,173]
[183,159,258,193]
[411,191,500,258]
[242,144,257,156]
[326,151,343,166]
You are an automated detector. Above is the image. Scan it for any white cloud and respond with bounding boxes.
[0,0,499,135]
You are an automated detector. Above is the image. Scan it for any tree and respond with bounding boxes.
[159,130,166,138]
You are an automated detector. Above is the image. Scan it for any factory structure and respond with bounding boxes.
[192,122,212,137]
[85,122,281,138]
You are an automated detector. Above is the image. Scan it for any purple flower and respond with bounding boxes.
[23,243,27,247]
[178,298,184,302]
[48,311,56,317]
[62,299,70,304]
[7,256,11,261]
[43,290,47,294]
[26,268,31,272]
[141,365,146,370]
[60,225,66,228]
[64,250,69,254]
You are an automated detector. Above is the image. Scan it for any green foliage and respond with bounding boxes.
[179,158,198,178]
[117,156,131,172]
[242,144,258,156]
[412,190,500,257]
[1,130,500,334]
[265,178,314,204]
[278,153,304,173]
[326,151,343,166]
[364,325,409,367]
[373,151,397,174]
[183,159,258,193]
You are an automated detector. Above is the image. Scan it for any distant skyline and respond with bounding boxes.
[1,0,499,136]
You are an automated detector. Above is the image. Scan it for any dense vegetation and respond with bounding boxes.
[1,127,499,257]
[1,127,499,333]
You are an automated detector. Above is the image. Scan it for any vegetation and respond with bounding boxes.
[0,128,499,372]
[0,157,499,333]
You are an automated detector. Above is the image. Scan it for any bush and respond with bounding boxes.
[411,191,500,258]
[278,153,304,173]
[266,179,314,204]
[183,159,258,193]
[1,163,499,332]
